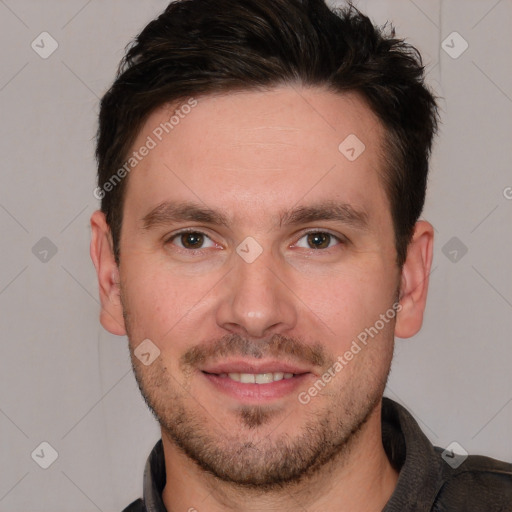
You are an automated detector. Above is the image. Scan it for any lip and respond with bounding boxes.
[202,371,313,401]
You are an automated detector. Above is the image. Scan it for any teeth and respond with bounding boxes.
[240,373,255,384]
[226,372,294,383]
[255,373,274,384]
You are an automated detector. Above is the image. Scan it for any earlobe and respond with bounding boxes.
[394,221,434,339]
[90,210,127,336]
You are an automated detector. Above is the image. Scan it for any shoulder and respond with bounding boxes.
[434,451,512,511]
[121,498,145,512]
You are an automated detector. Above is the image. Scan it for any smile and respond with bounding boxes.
[211,372,296,384]
[201,370,311,402]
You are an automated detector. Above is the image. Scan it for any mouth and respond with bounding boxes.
[199,360,314,402]
[204,371,298,384]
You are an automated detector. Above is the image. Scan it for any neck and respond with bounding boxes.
[161,401,398,512]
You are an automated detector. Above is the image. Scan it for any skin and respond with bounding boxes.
[90,86,433,512]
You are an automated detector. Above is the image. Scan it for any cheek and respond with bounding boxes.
[301,262,396,346]
[120,251,231,356]
[315,276,396,392]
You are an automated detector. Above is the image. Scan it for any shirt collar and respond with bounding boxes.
[142,397,444,511]
[142,438,167,512]
[381,397,445,511]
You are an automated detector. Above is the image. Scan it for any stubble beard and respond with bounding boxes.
[128,344,391,490]
[121,287,394,490]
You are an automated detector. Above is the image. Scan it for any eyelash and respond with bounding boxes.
[164,228,346,253]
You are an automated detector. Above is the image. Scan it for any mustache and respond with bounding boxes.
[180,333,330,370]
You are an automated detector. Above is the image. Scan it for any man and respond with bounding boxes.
[90,0,512,510]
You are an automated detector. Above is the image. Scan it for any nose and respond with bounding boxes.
[215,246,298,339]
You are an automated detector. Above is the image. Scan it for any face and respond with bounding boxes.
[92,86,430,487]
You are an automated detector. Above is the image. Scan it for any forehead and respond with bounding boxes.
[123,86,389,227]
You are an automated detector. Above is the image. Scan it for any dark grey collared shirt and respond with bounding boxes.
[123,398,512,511]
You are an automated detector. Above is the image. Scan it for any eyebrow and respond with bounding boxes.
[141,200,369,232]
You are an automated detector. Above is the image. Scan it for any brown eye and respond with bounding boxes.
[167,230,216,250]
[180,232,204,249]
[306,232,331,249]
[295,231,343,251]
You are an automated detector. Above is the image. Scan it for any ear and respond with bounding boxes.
[395,220,434,339]
[90,210,126,336]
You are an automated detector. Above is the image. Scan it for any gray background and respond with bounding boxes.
[0,0,511,510]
